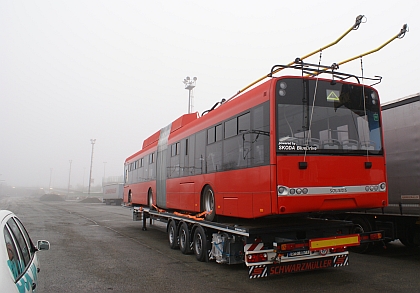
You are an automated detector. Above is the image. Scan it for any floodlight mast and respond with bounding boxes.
[183,76,197,114]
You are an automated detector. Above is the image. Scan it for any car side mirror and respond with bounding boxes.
[37,240,50,251]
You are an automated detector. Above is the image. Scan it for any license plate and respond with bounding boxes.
[288,250,310,257]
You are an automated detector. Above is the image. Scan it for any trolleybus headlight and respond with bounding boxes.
[278,186,287,195]
[374,185,379,191]
[296,189,302,194]
[365,186,370,192]
[289,189,296,195]
[379,182,386,191]
[279,89,286,96]
[280,81,287,89]
[370,186,374,191]
[302,188,308,194]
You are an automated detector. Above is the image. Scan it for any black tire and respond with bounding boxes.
[179,222,192,254]
[193,225,207,262]
[399,226,419,247]
[168,220,179,249]
[349,216,373,253]
[202,185,216,222]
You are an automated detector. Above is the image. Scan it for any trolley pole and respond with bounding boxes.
[88,139,96,196]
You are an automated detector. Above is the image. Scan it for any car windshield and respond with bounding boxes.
[276,78,383,155]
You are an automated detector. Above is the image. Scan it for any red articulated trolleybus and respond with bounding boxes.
[123,17,408,278]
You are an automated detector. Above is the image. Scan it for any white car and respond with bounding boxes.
[0,210,50,293]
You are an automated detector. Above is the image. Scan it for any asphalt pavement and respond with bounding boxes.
[1,196,419,293]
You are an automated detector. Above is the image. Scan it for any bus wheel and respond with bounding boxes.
[349,216,373,253]
[167,220,179,249]
[148,189,153,209]
[193,225,207,262]
[179,222,192,254]
[202,185,215,222]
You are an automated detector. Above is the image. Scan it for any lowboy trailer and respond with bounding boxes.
[133,206,383,278]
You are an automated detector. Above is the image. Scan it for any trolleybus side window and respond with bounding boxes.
[208,124,222,145]
[137,158,144,182]
[251,102,270,166]
[207,136,222,173]
[147,152,156,180]
[207,127,216,144]
[188,135,195,175]
[195,131,206,175]
[179,138,188,177]
[170,142,181,178]
[225,117,237,139]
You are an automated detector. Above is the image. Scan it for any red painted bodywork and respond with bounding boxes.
[124,76,388,219]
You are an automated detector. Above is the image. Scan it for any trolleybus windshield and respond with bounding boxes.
[276,78,382,155]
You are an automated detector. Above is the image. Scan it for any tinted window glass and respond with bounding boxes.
[238,112,250,133]
[7,218,31,267]
[207,127,215,144]
[4,227,23,280]
[14,218,34,255]
[206,141,222,173]
[188,135,195,176]
[252,102,270,166]
[225,118,237,139]
[215,124,223,142]
[276,78,382,155]
[195,131,206,174]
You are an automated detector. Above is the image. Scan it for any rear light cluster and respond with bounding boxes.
[361,232,383,241]
[279,242,308,251]
[330,247,347,253]
[369,233,383,240]
[247,253,268,263]
[360,232,383,241]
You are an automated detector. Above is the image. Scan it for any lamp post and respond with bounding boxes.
[67,160,72,198]
[49,168,53,194]
[102,161,107,193]
[183,76,197,114]
[88,139,96,195]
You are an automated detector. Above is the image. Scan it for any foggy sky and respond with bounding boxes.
[1,0,418,189]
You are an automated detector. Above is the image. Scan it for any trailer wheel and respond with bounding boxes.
[179,222,192,254]
[167,220,179,249]
[193,225,207,262]
[202,185,215,222]
[399,225,419,247]
[349,216,373,253]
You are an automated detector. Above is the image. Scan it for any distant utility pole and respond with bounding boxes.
[183,76,197,114]
[88,139,96,195]
[67,160,72,198]
[49,168,53,193]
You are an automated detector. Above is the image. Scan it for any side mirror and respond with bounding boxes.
[37,240,50,251]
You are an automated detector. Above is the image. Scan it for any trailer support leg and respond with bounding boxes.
[142,211,147,231]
